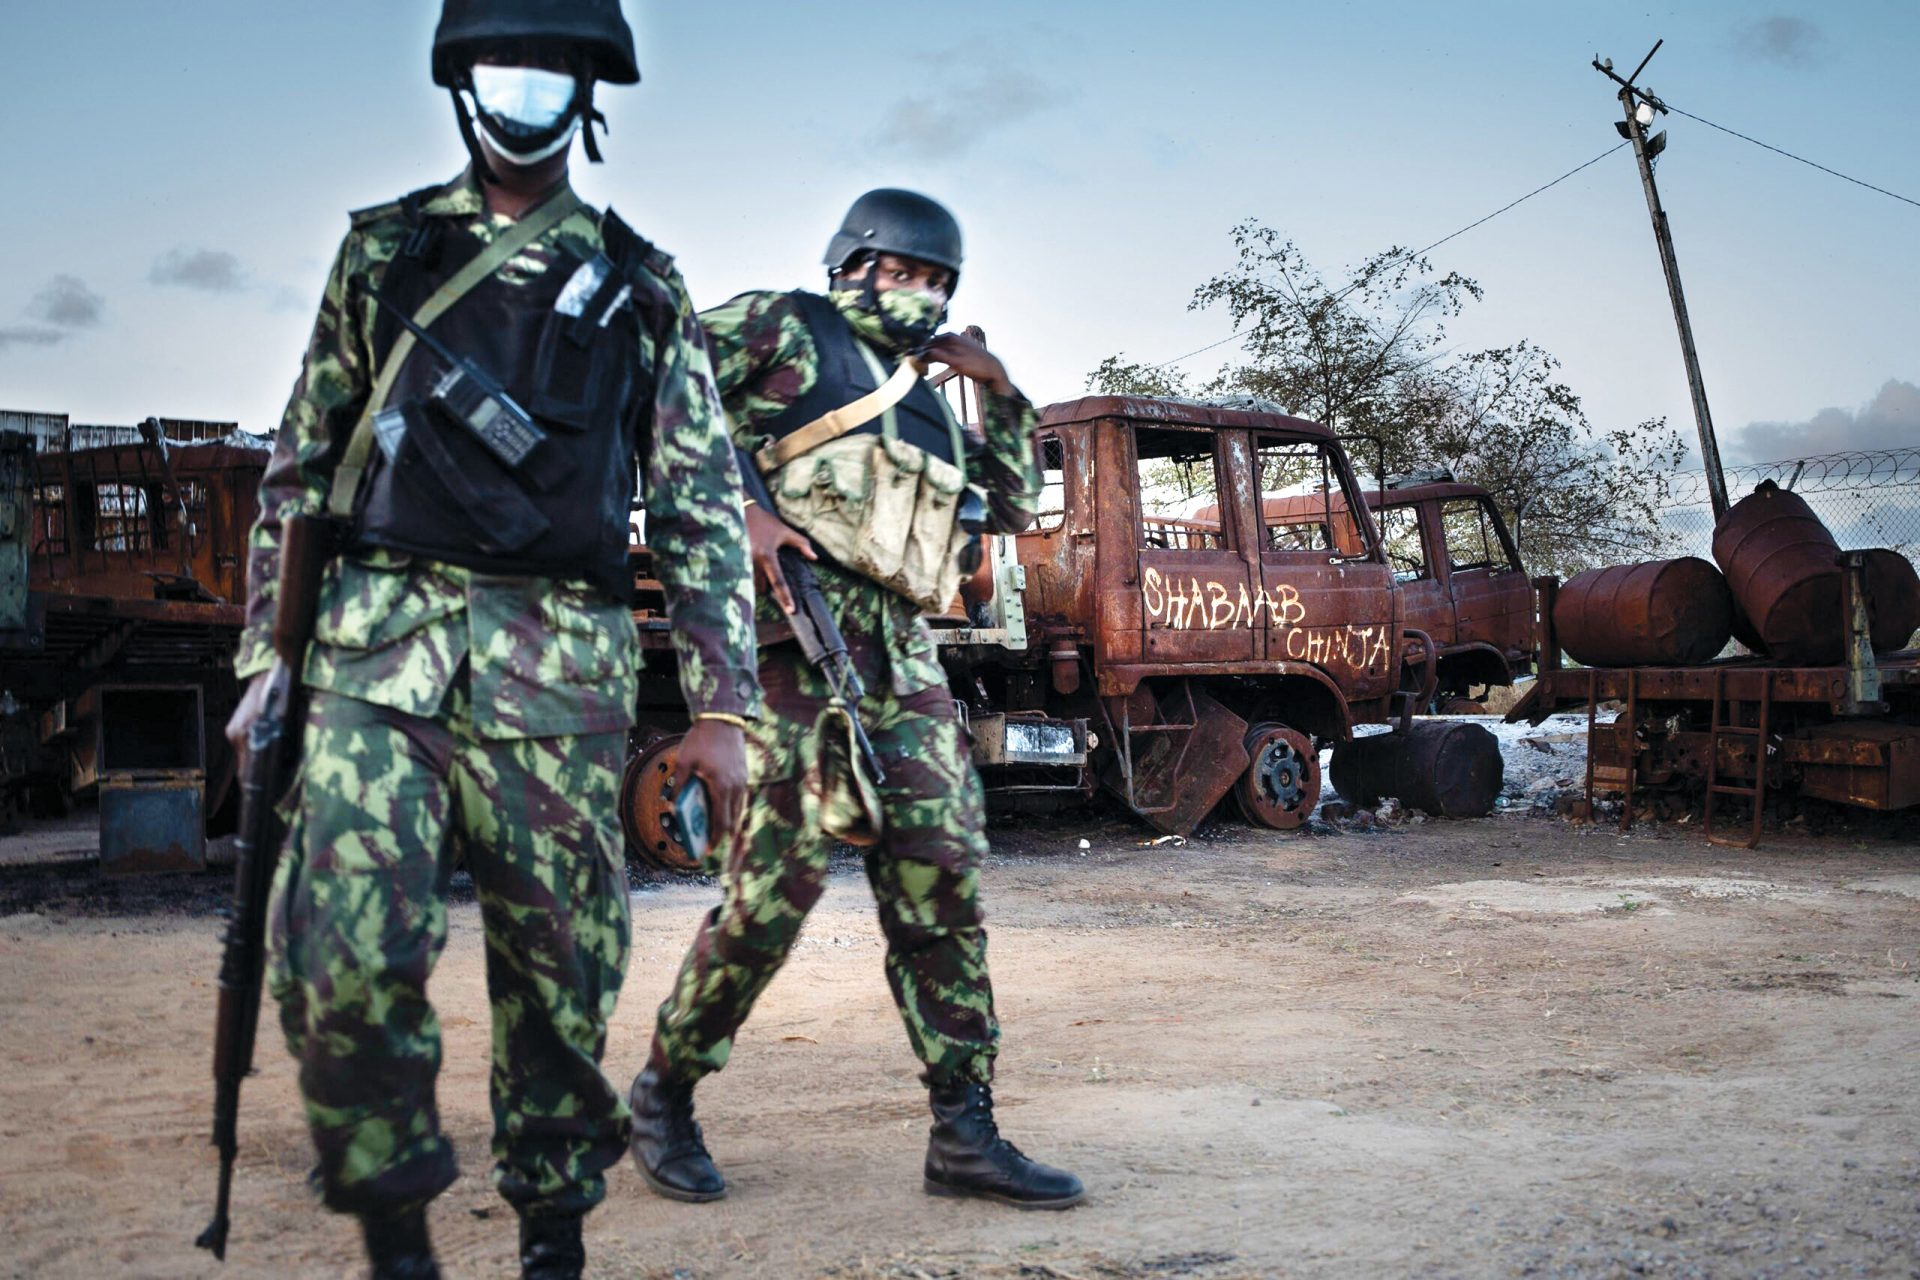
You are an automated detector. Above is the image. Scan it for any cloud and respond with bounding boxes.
[27,274,105,329]
[1733,16,1823,66]
[1730,378,1920,461]
[150,246,250,292]
[872,64,1061,160]
[0,326,66,352]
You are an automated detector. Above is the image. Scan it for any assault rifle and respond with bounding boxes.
[735,451,886,787]
[196,512,338,1262]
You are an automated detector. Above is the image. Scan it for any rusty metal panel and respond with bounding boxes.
[1122,682,1249,836]
[99,774,205,872]
[1794,722,1920,810]
[1554,557,1733,667]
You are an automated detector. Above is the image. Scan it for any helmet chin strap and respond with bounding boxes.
[449,84,500,184]
[578,80,606,164]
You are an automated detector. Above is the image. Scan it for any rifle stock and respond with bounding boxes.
[196,512,337,1261]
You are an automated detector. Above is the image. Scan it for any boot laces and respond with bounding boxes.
[661,1084,709,1158]
[965,1085,1023,1162]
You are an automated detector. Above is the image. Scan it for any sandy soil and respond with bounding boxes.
[2,808,1917,1279]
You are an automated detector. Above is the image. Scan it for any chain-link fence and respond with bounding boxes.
[1657,449,1920,570]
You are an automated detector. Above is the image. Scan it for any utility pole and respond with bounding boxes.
[1594,40,1730,520]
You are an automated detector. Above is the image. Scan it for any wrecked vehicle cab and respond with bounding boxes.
[970,395,1426,834]
[1257,470,1533,711]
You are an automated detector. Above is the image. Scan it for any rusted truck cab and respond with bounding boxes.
[1360,476,1532,706]
[1004,396,1413,832]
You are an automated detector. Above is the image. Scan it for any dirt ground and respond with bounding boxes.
[2,806,1917,1280]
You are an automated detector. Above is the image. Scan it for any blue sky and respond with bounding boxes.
[1,1,1915,466]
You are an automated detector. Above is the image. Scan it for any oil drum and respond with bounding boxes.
[1553,557,1732,667]
[1862,548,1920,653]
[1328,721,1503,818]
[1712,481,1845,664]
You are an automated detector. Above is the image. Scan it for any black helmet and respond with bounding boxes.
[432,0,640,87]
[824,189,964,284]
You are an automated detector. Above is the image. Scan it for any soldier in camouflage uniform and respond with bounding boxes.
[630,190,1084,1211]
[225,4,759,1276]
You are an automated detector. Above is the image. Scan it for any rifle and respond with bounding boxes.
[196,512,337,1262]
[735,451,886,787]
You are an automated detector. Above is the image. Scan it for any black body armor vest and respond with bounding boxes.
[756,291,957,463]
[353,207,671,598]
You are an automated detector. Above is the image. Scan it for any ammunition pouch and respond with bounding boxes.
[753,293,985,612]
[769,434,982,614]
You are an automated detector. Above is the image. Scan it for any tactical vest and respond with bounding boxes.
[351,206,672,598]
[755,292,979,614]
[758,291,959,462]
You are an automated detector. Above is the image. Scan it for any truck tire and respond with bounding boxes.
[1234,722,1321,830]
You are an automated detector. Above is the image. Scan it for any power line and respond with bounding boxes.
[1148,143,1630,371]
[1404,142,1629,260]
[1661,102,1920,211]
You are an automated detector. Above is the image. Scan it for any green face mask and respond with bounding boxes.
[831,283,945,353]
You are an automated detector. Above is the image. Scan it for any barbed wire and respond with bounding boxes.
[1658,448,1920,509]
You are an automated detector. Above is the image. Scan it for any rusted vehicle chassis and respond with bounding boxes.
[1510,575,1920,847]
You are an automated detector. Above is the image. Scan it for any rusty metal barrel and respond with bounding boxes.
[1862,549,1920,653]
[1712,481,1846,664]
[1328,722,1504,818]
[1553,557,1732,667]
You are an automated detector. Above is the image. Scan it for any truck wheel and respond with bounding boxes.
[619,734,700,873]
[1234,723,1321,830]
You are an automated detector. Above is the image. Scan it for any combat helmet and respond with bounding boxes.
[825,189,964,291]
[432,0,639,179]
[433,0,639,85]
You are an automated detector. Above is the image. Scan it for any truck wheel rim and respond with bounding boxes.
[619,734,699,872]
[1235,723,1320,830]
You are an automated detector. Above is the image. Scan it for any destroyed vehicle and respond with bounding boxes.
[616,393,1503,867]
[0,423,264,866]
[1216,469,1533,711]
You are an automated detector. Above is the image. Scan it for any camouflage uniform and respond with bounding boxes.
[236,170,759,1217]
[650,289,1040,1086]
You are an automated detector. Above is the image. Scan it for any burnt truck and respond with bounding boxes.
[619,392,1519,866]
[1210,470,1533,710]
[0,419,265,865]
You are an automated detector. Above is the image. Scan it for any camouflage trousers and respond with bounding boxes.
[651,644,999,1085]
[267,680,632,1217]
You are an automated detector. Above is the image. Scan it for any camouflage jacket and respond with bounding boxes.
[700,289,1040,697]
[235,171,761,738]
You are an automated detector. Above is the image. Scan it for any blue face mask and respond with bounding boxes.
[470,65,580,164]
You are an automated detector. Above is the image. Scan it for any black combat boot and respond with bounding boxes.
[518,1210,586,1280]
[628,1067,726,1202]
[923,1081,1085,1210]
[358,1206,440,1280]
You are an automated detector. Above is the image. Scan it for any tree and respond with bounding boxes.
[1092,222,1686,574]
[1084,355,1192,399]
[1406,342,1687,571]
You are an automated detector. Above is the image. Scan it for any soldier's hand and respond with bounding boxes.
[921,332,1014,397]
[676,717,749,840]
[746,503,816,615]
[224,672,275,756]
